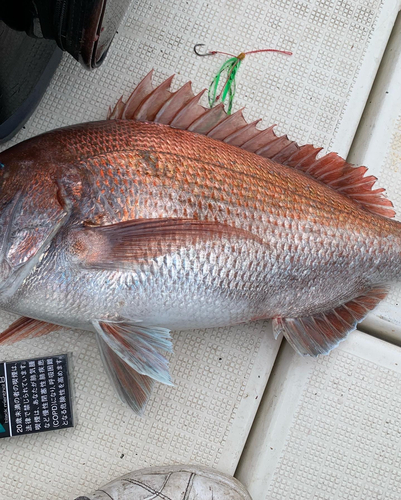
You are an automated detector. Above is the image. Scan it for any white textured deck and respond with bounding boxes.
[0,318,278,499]
[236,331,401,500]
[1,0,401,499]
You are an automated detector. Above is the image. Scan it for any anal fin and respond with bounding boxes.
[0,316,59,345]
[273,286,389,356]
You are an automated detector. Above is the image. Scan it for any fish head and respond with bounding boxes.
[0,135,73,298]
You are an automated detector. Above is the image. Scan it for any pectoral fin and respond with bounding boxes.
[92,319,173,385]
[273,286,388,356]
[97,334,155,414]
[71,217,262,270]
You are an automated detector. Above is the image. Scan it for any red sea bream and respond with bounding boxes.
[0,72,397,412]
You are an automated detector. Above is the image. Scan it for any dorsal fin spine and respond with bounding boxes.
[223,119,262,146]
[108,73,396,219]
[170,90,206,129]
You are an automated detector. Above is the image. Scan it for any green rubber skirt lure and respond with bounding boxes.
[208,53,246,114]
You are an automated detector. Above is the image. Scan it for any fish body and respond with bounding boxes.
[0,74,398,411]
[1,119,400,327]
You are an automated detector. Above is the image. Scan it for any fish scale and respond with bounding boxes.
[9,122,391,317]
[0,74,400,412]
[79,124,363,233]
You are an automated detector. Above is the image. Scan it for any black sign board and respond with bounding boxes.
[0,354,73,437]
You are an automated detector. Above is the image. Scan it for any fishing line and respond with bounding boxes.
[194,44,292,114]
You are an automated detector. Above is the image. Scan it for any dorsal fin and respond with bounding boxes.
[108,72,395,219]
[272,285,389,356]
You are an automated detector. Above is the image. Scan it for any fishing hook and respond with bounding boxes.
[194,44,216,56]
